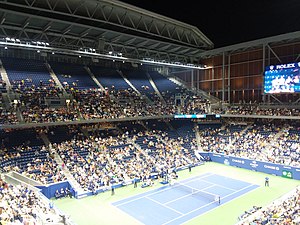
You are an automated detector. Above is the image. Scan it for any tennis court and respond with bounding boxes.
[112,172,259,225]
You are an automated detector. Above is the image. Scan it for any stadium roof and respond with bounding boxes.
[0,0,214,64]
[198,31,300,59]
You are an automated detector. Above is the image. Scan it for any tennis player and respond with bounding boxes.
[215,195,221,205]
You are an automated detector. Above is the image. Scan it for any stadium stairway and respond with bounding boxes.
[0,59,12,92]
[0,93,11,110]
[146,72,166,104]
[13,107,23,123]
[239,124,252,135]
[194,123,202,149]
[166,73,220,105]
[84,66,119,102]
[262,125,290,155]
[119,127,148,158]
[165,120,175,131]
[227,124,253,146]
[39,131,51,146]
[45,62,67,95]
[117,70,153,104]
[139,121,149,131]
[78,126,89,138]
[84,66,106,91]
[272,125,288,141]
[51,147,86,197]
[41,131,86,197]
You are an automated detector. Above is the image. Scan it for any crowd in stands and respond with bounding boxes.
[2,52,300,225]
[0,108,18,125]
[0,177,63,224]
[3,89,300,125]
[0,118,299,224]
[223,104,300,117]
[1,119,299,191]
[239,187,300,225]
[0,84,211,124]
[52,126,199,192]
[0,58,214,124]
[13,80,78,123]
[2,59,300,126]
[238,206,262,221]
[0,145,67,184]
[198,121,300,167]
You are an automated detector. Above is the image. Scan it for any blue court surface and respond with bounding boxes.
[112,172,259,225]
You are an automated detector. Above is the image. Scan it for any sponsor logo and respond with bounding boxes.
[264,165,279,170]
[232,159,245,164]
[250,161,259,168]
[213,154,221,157]
[224,159,230,166]
[275,63,295,70]
[282,170,293,178]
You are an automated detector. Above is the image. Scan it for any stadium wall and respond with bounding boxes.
[200,152,300,180]
[36,181,75,199]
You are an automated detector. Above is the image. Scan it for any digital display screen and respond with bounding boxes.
[174,114,220,119]
[264,62,300,93]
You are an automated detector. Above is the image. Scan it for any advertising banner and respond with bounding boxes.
[200,152,300,180]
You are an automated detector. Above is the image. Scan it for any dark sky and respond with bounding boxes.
[120,0,300,48]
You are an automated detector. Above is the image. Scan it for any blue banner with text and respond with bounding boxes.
[200,152,300,180]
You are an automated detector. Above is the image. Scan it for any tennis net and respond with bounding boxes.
[173,182,219,203]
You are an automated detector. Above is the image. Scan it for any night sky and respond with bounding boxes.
[120,0,300,48]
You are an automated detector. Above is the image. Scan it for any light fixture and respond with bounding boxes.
[0,39,206,70]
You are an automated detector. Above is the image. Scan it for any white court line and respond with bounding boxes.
[191,178,237,192]
[145,196,184,215]
[185,174,243,192]
[181,185,260,225]
[162,184,257,225]
[163,184,216,205]
[180,178,237,194]
[110,202,145,225]
[114,173,215,207]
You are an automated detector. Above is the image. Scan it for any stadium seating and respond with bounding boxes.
[50,62,98,90]
[1,56,300,225]
[122,69,156,100]
[148,71,180,97]
[1,57,53,90]
[89,66,130,90]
